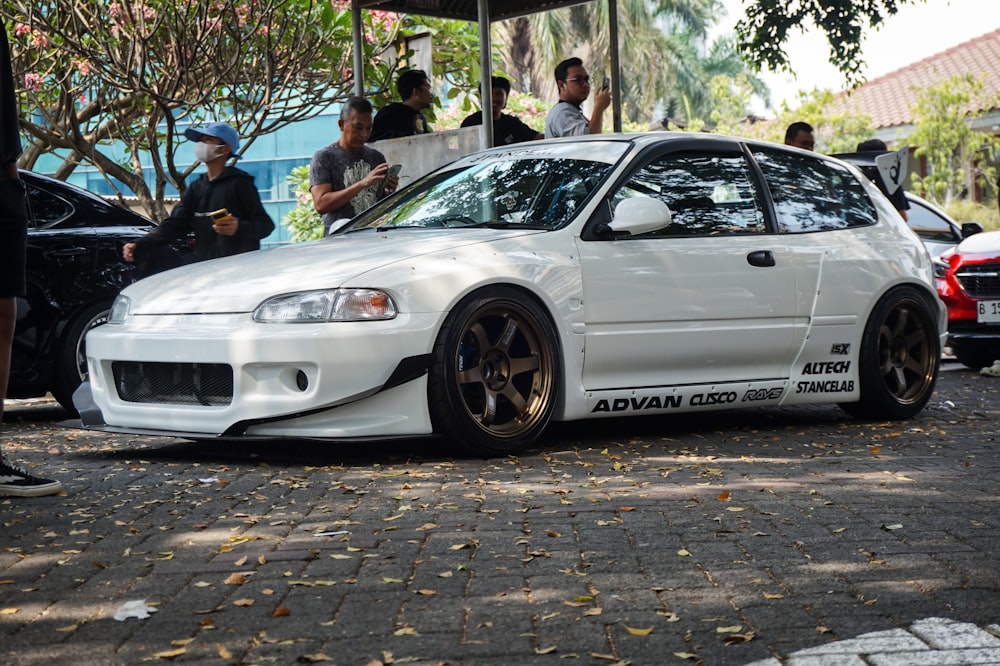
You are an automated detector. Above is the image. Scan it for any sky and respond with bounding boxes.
[711,0,1000,114]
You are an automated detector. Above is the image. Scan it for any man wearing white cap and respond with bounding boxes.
[123,121,274,273]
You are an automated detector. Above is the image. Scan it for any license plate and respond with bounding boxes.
[977,300,1000,323]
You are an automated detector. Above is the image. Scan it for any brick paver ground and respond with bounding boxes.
[1,362,998,665]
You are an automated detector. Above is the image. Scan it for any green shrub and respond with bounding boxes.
[283,165,325,242]
[943,199,1000,232]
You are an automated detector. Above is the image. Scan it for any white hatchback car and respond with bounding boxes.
[74,133,946,456]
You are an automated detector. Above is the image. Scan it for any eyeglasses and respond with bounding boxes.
[564,75,590,85]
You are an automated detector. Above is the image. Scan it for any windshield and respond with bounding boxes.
[343,144,627,232]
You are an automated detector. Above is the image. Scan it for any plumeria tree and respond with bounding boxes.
[4,0,400,219]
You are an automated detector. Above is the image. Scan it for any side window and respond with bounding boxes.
[906,200,957,243]
[25,183,74,229]
[752,148,877,233]
[611,151,765,236]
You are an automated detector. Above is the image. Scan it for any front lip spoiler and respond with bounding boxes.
[58,419,438,444]
[66,352,436,439]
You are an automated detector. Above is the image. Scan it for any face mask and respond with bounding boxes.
[194,142,226,163]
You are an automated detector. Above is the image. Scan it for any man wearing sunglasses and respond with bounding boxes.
[545,57,612,138]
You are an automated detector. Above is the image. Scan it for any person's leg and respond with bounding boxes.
[0,179,62,497]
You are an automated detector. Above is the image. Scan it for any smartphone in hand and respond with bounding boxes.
[386,164,402,177]
[210,209,229,225]
[601,77,611,91]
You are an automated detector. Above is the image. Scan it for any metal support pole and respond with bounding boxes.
[352,0,364,97]
[478,0,493,149]
[608,0,621,132]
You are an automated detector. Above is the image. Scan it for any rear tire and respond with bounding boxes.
[840,287,939,419]
[51,302,111,414]
[428,287,559,457]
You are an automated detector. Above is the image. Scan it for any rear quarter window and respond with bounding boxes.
[752,148,878,234]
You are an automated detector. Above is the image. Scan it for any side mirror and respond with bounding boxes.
[961,222,984,238]
[607,197,672,236]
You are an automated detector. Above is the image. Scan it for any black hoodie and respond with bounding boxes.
[134,166,275,263]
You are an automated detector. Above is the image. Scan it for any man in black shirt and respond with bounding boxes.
[370,69,433,142]
[857,138,910,221]
[0,18,63,496]
[461,76,543,147]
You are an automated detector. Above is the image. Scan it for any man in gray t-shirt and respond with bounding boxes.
[544,57,611,138]
[310,96,399,234]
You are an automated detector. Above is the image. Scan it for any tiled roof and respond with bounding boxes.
[837,27,1000,129]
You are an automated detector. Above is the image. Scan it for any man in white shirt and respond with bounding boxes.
[544,57,612,138]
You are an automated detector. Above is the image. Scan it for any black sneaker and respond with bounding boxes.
[0,458,63,497]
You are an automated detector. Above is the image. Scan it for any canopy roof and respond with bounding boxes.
[357,0,591,22]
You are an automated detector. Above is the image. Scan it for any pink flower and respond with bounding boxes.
[24,73,42,92]
[14,23,29,37]
[30,30,48,48]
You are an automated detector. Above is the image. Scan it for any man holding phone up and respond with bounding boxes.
[123,122,274,273]
[311,96,400,235]
[544,57,612,138]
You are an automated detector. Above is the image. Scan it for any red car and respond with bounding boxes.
[935,230,1000,369]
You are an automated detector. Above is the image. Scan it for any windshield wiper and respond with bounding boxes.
[461,221,551,230]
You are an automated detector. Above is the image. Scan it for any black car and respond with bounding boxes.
[9,171,154,412]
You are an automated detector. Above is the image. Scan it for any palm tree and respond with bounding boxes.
[493,0,763,127]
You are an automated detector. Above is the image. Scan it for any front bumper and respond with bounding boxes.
[81,311,442,439]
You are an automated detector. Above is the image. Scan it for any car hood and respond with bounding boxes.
[123,229,543,315]
[954,229,1000,258]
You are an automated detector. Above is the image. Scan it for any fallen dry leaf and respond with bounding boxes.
[217,645,232,659]
[152,647,186,659]
[624,624,653,636]
[393,625,418,636]
[535,646,557,655]
[298,653,333,663]
[716,625,743,633]
[233,598,255,607]
[272,606,291,617]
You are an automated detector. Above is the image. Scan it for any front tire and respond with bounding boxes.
[52,302,111,414]
[428,287,559,457]
[840,286,939,419]
[951,340,1000,371]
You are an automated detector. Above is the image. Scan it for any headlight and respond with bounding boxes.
[932,259,948,280]
[253,289,398,323]
[108,295,130,324]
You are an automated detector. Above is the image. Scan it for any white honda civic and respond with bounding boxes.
[74,133,946,457]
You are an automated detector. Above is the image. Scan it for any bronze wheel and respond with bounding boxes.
[429,287,559,456]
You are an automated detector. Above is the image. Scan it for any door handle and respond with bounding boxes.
[747,250,775,267]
